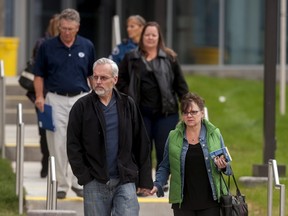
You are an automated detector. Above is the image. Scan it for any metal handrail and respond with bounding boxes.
[15,103,24,214]
[46,156,57,210]
[0,60,5,158]
[268,159,286,216]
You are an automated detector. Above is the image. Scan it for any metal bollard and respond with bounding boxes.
[0,60,5,158]
[46,156,57,210]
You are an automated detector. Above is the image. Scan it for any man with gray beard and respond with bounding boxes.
[67,58,153,216]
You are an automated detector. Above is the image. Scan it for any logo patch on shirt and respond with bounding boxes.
[78,52,85,58]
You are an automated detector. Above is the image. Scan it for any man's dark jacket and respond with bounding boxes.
[67,89,153,189]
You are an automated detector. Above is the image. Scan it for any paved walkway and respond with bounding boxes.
[14,162,172,216]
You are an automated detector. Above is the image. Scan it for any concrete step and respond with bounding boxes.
[3,77,40,162]
[5,124,41,161]
[5,144,41,161]
[27,210,77,216]
[5,77,37,125]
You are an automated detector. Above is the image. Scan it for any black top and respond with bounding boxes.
[117,49,189,114]
[173,143,218,210]
[140,58,161,111]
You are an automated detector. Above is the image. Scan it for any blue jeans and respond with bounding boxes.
[141,108,179,170]
[83,179,139,216]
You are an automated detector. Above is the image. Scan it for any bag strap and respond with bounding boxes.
[220,172,230,195]
[228,173,242,196]
[220,166,243,196]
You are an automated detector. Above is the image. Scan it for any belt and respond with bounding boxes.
[51,91,82,97]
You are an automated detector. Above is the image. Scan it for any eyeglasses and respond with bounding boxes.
[183,110,200,116]
[93,76,113,82]
[59,26,77,33]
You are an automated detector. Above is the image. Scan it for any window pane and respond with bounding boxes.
[174,0,219,64]
[224,0,264,64]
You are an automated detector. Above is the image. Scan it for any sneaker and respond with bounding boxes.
[57,191,66,199]
[71,186,83,197]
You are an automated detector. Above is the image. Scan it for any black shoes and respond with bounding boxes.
[56,187,83,199]
[57,191,66,199]
[71,186,83,198]
[40,169,48,178]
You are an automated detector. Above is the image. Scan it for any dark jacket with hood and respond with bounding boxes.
[67,89,153,189]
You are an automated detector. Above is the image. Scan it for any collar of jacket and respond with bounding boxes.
[130,48,167,59]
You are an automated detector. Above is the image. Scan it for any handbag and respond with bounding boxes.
[18,60,35,92]
[220,172,248,216]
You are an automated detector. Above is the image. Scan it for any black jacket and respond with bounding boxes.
[117,48,189,115]
[67,89,153,189]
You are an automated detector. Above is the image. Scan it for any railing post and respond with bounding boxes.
[18,122,24,214]
[279,184,285,216]
[15,104,23,195]
[267,159,286,216]
[267,160,273,216]
[0,60,5,158]
[15,103,24,214]
[46,156,57,210]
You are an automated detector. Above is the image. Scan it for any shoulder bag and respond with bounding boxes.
[18,60,34,92]
[220,171,248,216]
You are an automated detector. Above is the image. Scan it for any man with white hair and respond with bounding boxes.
[67,58,153,215]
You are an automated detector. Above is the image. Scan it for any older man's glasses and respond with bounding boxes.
[93,76,113,82]
[183,110,200,116]
[59,26,77,33]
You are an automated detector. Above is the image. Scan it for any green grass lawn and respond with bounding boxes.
[0,157,21,216]
[1,73,288,215]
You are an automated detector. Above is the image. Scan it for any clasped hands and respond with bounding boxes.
[137,187,159,196]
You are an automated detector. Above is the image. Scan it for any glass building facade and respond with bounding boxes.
[2,0,284,73]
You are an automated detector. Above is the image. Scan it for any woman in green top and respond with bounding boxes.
[150,92,232,216]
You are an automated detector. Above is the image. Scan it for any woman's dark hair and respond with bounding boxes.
[138,21,177,60]
[181,92,205,113]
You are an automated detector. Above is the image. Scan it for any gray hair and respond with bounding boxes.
[59,8,80,24]
[93,58,118,77]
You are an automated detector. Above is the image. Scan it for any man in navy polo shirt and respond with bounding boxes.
[34,8,95,199]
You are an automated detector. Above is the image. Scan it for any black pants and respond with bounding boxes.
[173,206,220,216]
[35,106,49,173]
[39,126,49,171]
